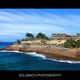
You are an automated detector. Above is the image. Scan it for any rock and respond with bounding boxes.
[0,48,5,50]
[76,51,80,57]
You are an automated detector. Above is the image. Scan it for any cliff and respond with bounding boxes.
[1,44,80,61]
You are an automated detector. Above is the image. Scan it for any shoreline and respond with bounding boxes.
[1,49,80,64]
[1,44,80,61]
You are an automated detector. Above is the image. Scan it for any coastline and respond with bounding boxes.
[1,50,80,64]
[1,44,80,61]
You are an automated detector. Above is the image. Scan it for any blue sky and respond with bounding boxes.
[0,9,80,42]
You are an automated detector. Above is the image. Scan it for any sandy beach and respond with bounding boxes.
[1,44,80,61]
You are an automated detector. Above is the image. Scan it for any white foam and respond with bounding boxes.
[47,58,80,64]
[0,50,80,63]
[25,52,46,59]
[0,50,23,53]
[0,50,46,59]
[0,50,7,52]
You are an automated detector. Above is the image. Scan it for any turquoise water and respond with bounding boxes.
[0,42,80,70]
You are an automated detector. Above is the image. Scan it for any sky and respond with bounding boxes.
[0,9,80,42]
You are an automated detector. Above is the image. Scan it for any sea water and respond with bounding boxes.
[0,42,80,70]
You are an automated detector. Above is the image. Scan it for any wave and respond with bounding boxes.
[25,52,46,59]
[47,58,80,64]
[0,50,80,64]
[0,50,46,59]
[0,50,23,53]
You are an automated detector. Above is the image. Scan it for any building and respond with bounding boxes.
[19,33,80,46]
[52,33,80,40]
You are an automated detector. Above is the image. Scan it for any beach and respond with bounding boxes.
[1,44,80,61]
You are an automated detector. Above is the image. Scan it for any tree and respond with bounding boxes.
[26,33,34,40]
[36,33,48,39]
[17,39,21,45]
[77,33,80,36]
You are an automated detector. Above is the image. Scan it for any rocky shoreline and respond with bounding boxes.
[1,44,80,61]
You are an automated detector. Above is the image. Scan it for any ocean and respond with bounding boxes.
[0,42,80,70]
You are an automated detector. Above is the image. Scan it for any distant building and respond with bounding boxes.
[52,33,70,40]
[52,33,80,40]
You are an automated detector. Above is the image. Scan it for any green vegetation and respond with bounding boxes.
[17,32,80,48]
[17,39,21,45]
[26,33,34,40]
[76,40,80,48]
[36,33,48,39]
[64,39,80,48]
[21,32,49,41]
[77,33,80,36]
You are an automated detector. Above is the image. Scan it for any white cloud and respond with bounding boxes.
[0,9,80,27]
[0,23,64,36]
[0,9,80,41]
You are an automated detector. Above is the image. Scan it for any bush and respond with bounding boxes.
[64,39,76,48]
[76,40,80,48]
